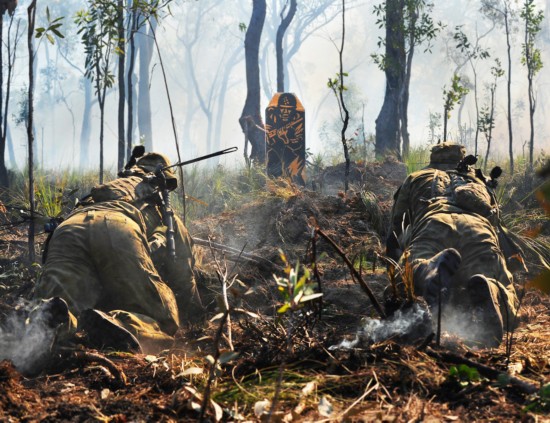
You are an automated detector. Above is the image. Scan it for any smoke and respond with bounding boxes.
[0,303,57,375]
[330,302,432,350]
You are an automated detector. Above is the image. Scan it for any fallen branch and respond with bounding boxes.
[316,228,386,318]
[193,237,279,270]
[73,351,127,386]
[425,347,539,395]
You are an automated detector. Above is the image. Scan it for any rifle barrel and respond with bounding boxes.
[165,147,238,170]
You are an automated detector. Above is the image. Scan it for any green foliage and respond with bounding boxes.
[372,0,444,71]
[524,383,550,413]
[275,251,322,315]
[448,364,481,386]
[443,74,469,119]
[453,26,491,61]
[35,7,64,45]
[477,106,494,135]
[75,1,120,93]
[520,0,544,77]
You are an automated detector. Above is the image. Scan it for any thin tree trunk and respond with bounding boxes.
[137,17,156,151]
[79,78,93,168]
[117,0,125,169]
[27,0,37,263]
[484,86,496,170]
[339,0,350,191]
[505,9,514,173]
[239,0,267,163]
[276,0,297,92]
[126,4,138,159]
[0,16,7,187]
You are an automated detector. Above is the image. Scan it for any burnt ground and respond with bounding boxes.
[0,159,549,422]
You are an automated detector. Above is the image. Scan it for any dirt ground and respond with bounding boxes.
[0,160,549,422]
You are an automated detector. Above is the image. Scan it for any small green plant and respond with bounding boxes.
[275,251,322,314]
[523,383,550,413]
[448,364,481,387]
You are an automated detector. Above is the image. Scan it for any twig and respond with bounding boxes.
[425,347,539,395]
[73,351,127,385]
[336,378,378,420]
[193,237,279,270]
[316,228,386,318]
[309,227,323,318]
[199,309,229,422]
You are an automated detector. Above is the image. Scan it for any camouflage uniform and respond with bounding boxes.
[34,153,199,351]
[389,143,519,346]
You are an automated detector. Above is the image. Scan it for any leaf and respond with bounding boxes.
[277,303,290,314]
[233,308,260,319]
[299,293,323,303]
[205,355,215,366]
[210,312,225,322]
[180,367,203,376]
[211,399,223,422]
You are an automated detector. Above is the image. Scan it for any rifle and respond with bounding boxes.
[163,146,238,171]
[158,146,238,260]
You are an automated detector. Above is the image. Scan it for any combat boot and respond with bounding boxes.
[415,248,462,308]
[79,309,142,353]
[465,274,504,348]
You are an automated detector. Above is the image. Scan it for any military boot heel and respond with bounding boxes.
[79,309,142,353]
[416,248,462,308]
[466,274,504,348]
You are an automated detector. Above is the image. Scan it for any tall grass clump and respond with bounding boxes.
[403,145,430,174]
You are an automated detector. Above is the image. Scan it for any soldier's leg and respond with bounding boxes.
[159,215,204,321]
[453,215,519,327]
[34,212,102,313]
[89,211,180,336]
[405,214,462,305]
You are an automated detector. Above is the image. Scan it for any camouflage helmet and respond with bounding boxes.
[136,152,178,190]
[429,142,466,170]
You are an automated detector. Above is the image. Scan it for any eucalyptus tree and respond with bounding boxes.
[76,0,120,183]
[260,0,341,99]
[373,0,443,158]
[451,27,491,154]
[478,59,504,169]
[481,0,517,173]
[520,0,544,169]
[0,3,21,187]
[276,0,296,92]
[240,0,267,164]
[442,74,469,142]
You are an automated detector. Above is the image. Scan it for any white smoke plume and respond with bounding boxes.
[330,303,432,350]
[0,304,57,375]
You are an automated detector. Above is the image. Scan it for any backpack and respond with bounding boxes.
[90,175,157,204]
[431,170,495,217]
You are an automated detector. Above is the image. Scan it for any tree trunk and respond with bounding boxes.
[375,0,404,158]
[137,17,156,151]
[239,0,267,164]
[27,0,37,263]
[276,0,297,92]
[484,86,496,171]
[126,4,138,159]
[0,16,7,187]
[117,0,125,169]
[505,9,514,174]
[79,77,93,168]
